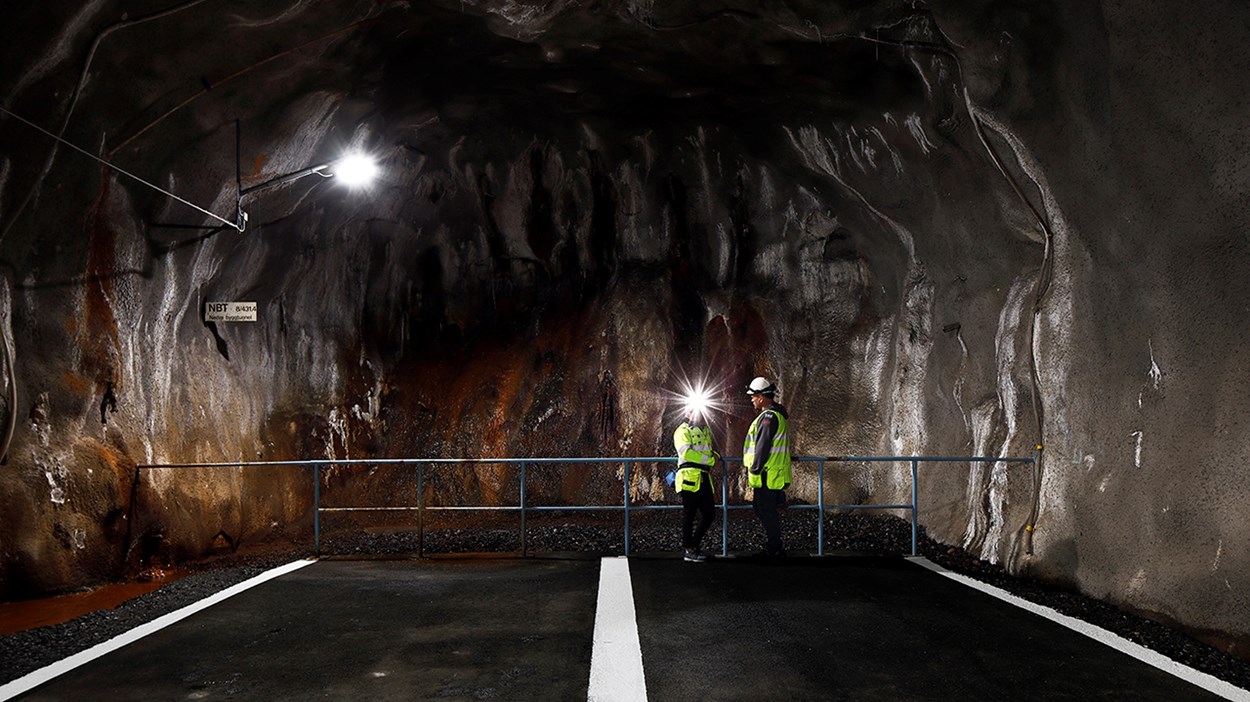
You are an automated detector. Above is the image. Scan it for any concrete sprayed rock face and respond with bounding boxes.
[0,0,1247,656]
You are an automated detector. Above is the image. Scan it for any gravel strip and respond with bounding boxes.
[2,513,1248,693]
[0,554,296,685]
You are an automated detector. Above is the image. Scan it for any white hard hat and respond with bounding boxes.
[746,377,776,396]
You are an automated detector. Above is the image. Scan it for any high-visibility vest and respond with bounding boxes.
[674,422,715,493]
[743,409,791,490]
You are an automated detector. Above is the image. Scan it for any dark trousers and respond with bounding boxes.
[681,481,715,550]
[752,487,786,555]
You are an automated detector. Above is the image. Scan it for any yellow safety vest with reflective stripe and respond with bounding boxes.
[674,422,716,493]
[743,409,791,489]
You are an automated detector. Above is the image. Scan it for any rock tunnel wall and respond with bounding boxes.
[0,0,1247,657]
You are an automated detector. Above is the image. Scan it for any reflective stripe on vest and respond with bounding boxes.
[674,422,715,468]
[743,409,791,490]
[674,422,715,493]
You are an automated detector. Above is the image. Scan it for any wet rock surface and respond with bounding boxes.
[1,0,1249,668]
[2,514,1247,692]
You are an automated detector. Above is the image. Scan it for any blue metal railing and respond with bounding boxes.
[137,453,1036,557]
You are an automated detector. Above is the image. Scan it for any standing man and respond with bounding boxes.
[743,376,792,558]
[673,405,718,563]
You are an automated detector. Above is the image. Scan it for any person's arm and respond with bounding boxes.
[674,424,693,463]
[749,411,777,473]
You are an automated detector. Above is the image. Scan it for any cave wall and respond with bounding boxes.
[997,0,1250,651]
[0,0,1247,656]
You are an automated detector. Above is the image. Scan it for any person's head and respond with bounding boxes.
[746,376,777,410]
[683,405,701,425]
[682,386,711,425]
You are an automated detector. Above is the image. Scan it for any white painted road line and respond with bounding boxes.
[588,556,648,702]
[908,556,1250,702]
[0,558,318,702]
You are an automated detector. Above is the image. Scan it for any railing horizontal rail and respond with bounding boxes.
[829,455,1035,463]
[318,506,424,512]
[135,454,1036,557]
[137,455,1031,469]
[137,457,678,468]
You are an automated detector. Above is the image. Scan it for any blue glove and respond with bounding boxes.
[665,471,676,487]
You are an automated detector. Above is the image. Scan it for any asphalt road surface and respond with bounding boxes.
[5,555,1236,701]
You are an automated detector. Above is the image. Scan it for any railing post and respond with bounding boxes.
[520,462,528,557]
[623,461,631,557]
[417,462,425,558]
[313,463,321,556]
[720,457,728,557]
[910,458,919,557]
[817,459,825,556]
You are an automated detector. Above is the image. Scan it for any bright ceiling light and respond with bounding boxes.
[332,153,379,188]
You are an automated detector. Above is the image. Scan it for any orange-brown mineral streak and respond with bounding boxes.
[426,313,591,506]
[80,172,122,390]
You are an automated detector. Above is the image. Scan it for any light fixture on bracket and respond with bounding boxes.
[0,107,378,234]
[233,121,379,232]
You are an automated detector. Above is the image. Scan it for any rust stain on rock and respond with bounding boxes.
[706,302,769,442]
[87,438,137,484]
[79,172,122,389]
[365,307,611,508]
[62,371,90,396]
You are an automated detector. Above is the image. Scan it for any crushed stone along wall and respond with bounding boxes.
[0,0,1246,658]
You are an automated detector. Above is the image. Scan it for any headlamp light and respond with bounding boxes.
[684,388,711,418]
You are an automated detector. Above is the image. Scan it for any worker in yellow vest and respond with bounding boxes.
[673,405,719,562]
[743,376,791,558]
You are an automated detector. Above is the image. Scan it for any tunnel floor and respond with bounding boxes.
[3,555,1238,701]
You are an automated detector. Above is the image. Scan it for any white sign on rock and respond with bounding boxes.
[205,301,257,323]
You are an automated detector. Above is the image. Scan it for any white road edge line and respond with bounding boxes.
[907,556,1250,702]
[588,556,648,702]
[0,558,318,702]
